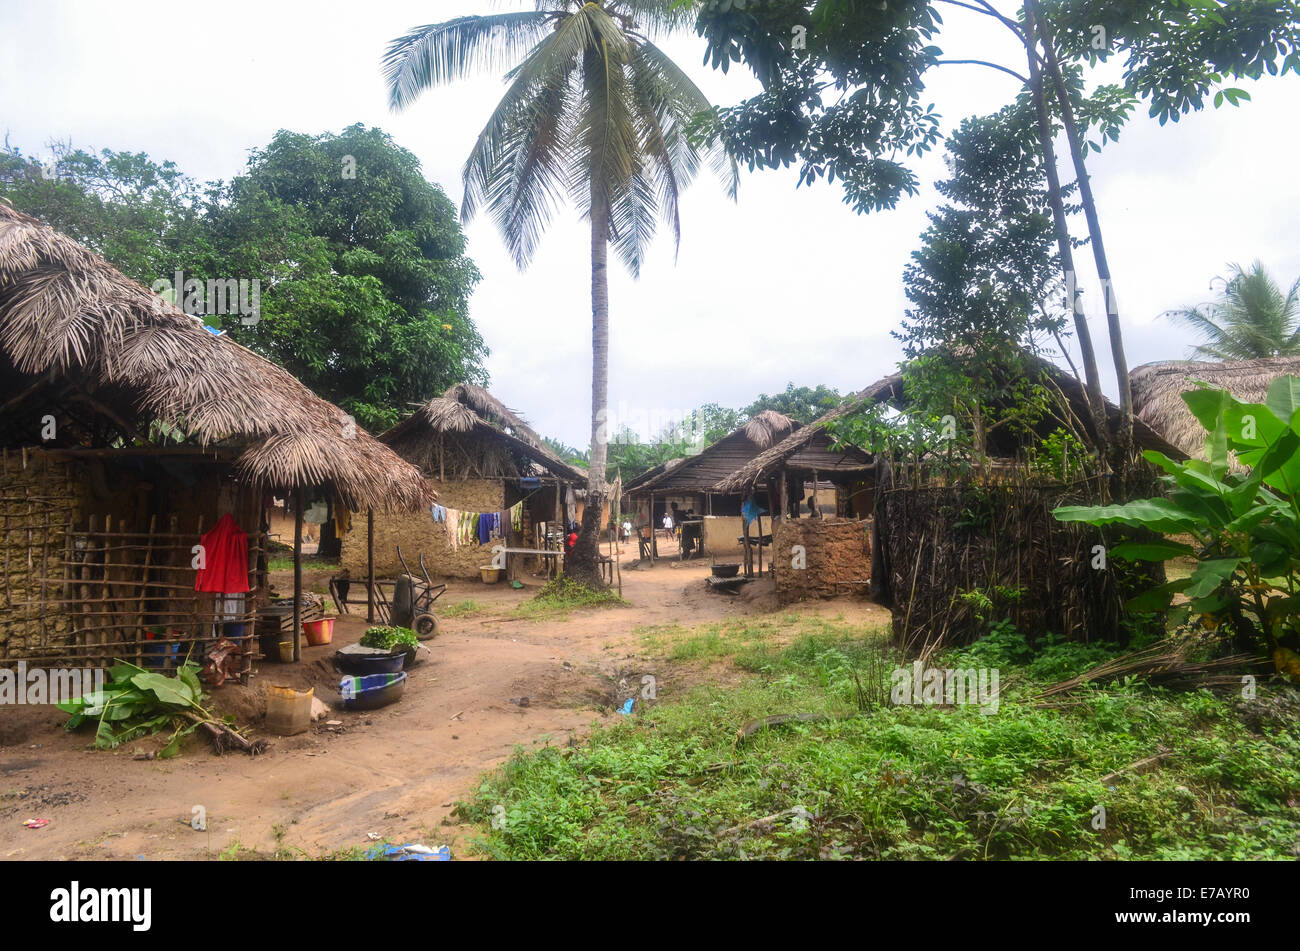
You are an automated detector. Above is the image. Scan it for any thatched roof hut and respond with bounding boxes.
[624,410,797,496]
[0,202,431,512]
[382,383,586,484]
[1131,357,1300,459]
[716,380,895,494]
[718,353,1184,494]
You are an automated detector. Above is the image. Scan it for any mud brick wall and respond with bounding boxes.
[340,478,506,580]
[0,450,86,661]
[771,517,871,605]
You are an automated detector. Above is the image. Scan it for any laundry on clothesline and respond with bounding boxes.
[431,504,515,548]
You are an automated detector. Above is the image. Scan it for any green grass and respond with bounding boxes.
[456,618,1300,860]
[267,556,340,573]
[441,599,485,618]
[510,574,628,621]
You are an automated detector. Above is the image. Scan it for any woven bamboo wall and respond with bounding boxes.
[0,450,85,659]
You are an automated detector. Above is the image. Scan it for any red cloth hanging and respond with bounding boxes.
[194,513,250,593]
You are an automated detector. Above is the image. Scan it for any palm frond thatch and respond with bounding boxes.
[383,383,586,484]
[742,409,797,450]
[0,203,433,513]
[1131,356,1300,459]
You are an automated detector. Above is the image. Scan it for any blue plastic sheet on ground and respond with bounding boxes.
[365,843,451,861]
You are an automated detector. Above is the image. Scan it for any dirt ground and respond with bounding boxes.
[0,557,890,860]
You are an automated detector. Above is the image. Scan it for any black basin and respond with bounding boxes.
[333,646,405,676]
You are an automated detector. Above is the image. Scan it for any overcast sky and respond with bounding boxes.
[3,1,1297,447]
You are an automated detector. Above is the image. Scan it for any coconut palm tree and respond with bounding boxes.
[384,1,735,584]
[1167,261,1300,360]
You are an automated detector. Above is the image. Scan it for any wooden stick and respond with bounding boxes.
[1099,752,1172,786]
[293,488,303,663]
[367,507,375,623]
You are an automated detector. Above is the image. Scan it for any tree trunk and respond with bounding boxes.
[1032,3,1134,460]
[1022,1,1111,456]
[566,182,611,588]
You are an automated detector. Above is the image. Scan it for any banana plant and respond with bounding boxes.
[1054,376,1300,680]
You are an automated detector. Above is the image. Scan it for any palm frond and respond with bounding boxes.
[569,5,637,222]
[383,12,555,111]
[635,39,739,199]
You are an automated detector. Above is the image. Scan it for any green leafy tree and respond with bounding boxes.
[544,436,590,466]
[209,125,486,430]
[892,105,1085,471]
[743,384,840,424]
[0,142,206,283]
[1167,261,1300,360]
[384,1,737,585]
[693,0,1300,458]
[1,128,486,433]
[665,402,743,445]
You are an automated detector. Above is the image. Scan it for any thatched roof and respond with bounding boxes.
[0,203,432,512]
[1131,357,1300,459]
[715,377,898,493]
[382,383,587,483]
[625,411,798,494]
[717,354,1185,493]
[742,410,798,449]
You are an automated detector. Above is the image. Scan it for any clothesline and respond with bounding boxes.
[431,501,525,550]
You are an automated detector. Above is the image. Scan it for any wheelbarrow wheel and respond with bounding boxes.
[413,612,439,640]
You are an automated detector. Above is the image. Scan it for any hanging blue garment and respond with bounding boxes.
[431,504,446,523]
[741,497,767,527]
[477,512,491,545]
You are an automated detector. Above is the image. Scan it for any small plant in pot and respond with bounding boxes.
[360,626,420,668]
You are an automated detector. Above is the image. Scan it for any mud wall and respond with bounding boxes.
[340,478,506,579]
[771,517,872,605]
[702,516,748,555]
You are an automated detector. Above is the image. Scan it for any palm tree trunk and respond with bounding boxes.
[567,183,611,587]
[1023,1,1110,456]
[1031,2,1134,460]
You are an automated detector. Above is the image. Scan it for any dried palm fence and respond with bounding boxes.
[877,471,1166,658]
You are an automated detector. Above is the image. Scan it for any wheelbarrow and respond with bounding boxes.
[392,546,447,640]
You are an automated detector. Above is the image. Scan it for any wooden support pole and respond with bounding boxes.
[293,488,303,663]
[366,507,375,623]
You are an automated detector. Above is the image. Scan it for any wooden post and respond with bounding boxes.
[743,516,752,578]
[649,492,656,563]
[756,509,764,578]
[779,469,790,521]
[293,487,303,663]
[366,507,375,623]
